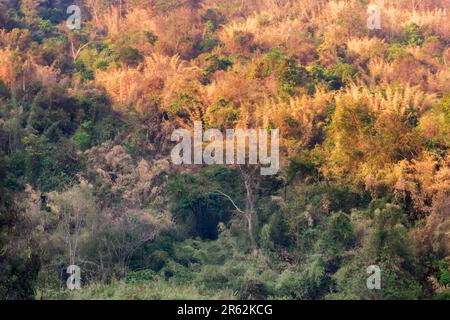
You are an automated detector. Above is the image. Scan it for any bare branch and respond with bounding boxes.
[207,190,245,214]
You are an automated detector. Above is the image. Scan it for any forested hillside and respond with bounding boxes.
[0,0,449,300]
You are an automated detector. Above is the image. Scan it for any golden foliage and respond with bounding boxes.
[95,53,199,113]
[323,85,437,188]
[152,7,203,58]
[0,47,19,87]
[95,66,142,107]
[26,59,59,87]
[0,49,59,89]
[256,89,334,153]
[343,84,436,115]
[346,37,387,62]
[390,153,450,216]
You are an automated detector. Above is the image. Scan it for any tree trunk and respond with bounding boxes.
[241,166,258,250]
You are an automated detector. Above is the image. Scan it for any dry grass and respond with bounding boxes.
[342,84,436,116]
[0,47,19,87]
[255,89,334,153]
[90,0,449,122]
[95,53,199,113]
[0,49,59,89]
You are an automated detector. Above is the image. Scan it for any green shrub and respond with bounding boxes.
[268,212,291,248]
[197,265,231,290]
[403,23,425,46]
[437,260,450,287]
[149,251,171,272]
[125,269,156,284]
[277,260,328,300]
[72,121,92,150]
[118,46,144,67]
[239,279,270,300]
[331,60,358,85]
[0,80,10,99]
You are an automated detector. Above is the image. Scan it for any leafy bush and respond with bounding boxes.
[403,23,425,46]
[0,80,10,99]
[276,260,329,300]
[118,46,144,67]
[125,269,156,284]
